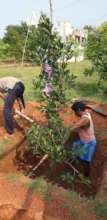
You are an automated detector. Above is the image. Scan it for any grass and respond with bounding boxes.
[93,199,107,220]
[0,61,107,219]
[0,138,9,156]
[23,177,52,199]
[68,60,107,103]
[0,65,40,102]
[60,189,91,220]
[0,60,107,104]
[7,172,21,182]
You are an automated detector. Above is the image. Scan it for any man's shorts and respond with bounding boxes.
[72,139,96,162]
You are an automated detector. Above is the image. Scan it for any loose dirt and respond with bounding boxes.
[22,101,107,195]
[0,101,107,220]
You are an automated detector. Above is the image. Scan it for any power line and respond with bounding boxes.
[21,26,30,66]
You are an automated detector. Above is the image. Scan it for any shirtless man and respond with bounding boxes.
[71,101,96,175]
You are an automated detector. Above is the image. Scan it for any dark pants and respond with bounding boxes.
[4,108,14,134]
[3,82,25,134]
[4,93,16,134]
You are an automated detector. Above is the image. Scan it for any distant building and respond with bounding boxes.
[63,21,74,39]
[55,21,74,41]
[55,21,87,63]
[73,29,87,44]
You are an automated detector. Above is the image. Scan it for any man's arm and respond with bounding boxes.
[17,98,24,112]
[72,117,90,131]
[64,118,89,149]
[0,92,5,100]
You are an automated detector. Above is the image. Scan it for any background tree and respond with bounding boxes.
[0,39,10,61]
[72,42,83,62]
[85,22,107,84]
[3,22,39,62]
[25,26,39,63]
[3,22,28,60]
[84,25,94,33]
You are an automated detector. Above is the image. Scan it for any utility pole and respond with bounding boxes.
[49,0,53,23]
[21,26,30,66]
[21,13,37,66]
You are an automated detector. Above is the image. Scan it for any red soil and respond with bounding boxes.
[0,173,97,220]
[0,101,107,219]
[15,101,107,195]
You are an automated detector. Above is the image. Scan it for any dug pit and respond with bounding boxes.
[0,101,107,198]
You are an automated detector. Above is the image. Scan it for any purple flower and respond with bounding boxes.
[43,83,52,97]
[42,63,53,77]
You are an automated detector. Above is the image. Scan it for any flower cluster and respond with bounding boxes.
[43,83,53,97]
[42,63,53,78]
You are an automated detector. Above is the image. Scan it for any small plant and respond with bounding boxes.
[23,177,52,199]
[67,190,81,201]
[7,172,21,182]
[78,173,91,185]
[93,200,107,220]
[0,138,9,156]
[59,187,84,219]
[61,172,74,184]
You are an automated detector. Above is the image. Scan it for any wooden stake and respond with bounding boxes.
[0,94,34,123]
[15,109,34,123]
[28,154,48,176]
[64,161,79,175]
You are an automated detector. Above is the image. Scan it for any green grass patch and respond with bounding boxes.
[0,60,107,104]
[23,177,52,199]
[0,65,40,102]
[0,138,9,156]
[61,172,75,183]
[93,200,107,220]
[7,172,21,183]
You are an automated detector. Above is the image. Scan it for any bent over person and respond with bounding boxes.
[71,101,96,175]
[0,77,25,134]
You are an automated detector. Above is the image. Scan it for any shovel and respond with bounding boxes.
[71,99,107,116]
[86,104,107,116]
[0,92,34,123]
[14,109,34,123]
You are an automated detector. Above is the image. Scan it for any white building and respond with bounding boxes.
[73,29,87,44]
[55,21,87,63]
[55,21,74,40]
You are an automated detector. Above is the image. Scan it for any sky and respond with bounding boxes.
[0,0,107,37]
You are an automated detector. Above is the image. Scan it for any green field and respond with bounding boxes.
[0,61,106,104]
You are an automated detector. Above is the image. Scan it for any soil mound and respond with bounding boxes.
[0,173,44,220]
[0,101,107,219]
[0,173,97,220]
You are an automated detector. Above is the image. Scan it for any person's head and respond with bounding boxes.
[71,101,86,116]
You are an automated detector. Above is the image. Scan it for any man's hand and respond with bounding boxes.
[0,92,5,100]
[17,98,23,112]
[19,106,25,113]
